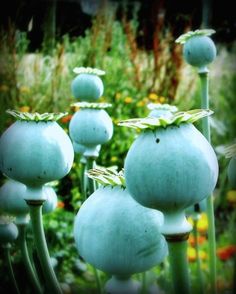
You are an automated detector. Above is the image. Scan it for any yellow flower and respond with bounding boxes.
[187,247,196,262]
[159,96,166,103]
[199,250,207,261]
[136,101,145,107]
[148,93,158,101]
[19,86,30,94]
[0,85,9,92]
[124,97,133,104]
[197,213,208,234]
[111,156,118,163]
[19,106,30,112]
[226,190,236,204]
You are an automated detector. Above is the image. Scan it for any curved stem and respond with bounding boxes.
[4,244,21,294]
[17,224,43,294]
[166,236,191,294]
[193,219,204,294]
[199,69,217,294]
[26,200,62,294]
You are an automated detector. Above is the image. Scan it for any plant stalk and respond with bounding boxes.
[165,234,191,294]
[17,224,43,294]
[85,156,96,197]
[193,218,204,294]
[4,244,21,294]
[26,200,62,294]
[199,69,217,294]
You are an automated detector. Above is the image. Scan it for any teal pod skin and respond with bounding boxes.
[0,179,28,223]
[227,157,236,189]
[0,120,74,187]
[0,222,18,244]
[105,276,141,294]
[74,186,168,276]
[42,186,58,214]
[183,35,216,68]
[69,109,113,154]
[0,180,58,221]
[124,124,218,233]
[71,74,104,101]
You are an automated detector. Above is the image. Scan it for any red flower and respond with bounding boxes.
[217,245,236,261]
[61,114,73,124]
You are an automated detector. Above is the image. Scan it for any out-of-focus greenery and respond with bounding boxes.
[0,4,236,294]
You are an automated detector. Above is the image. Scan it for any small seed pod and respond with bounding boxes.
[71,67,105,102]
[74,169,167,279]
[0,111,74,200]
[0,179,58,223]
[176,29,216,69]
[42,185,58,214]
[69,103,113,157]
[119,110,219,235]
[0,216,18,244]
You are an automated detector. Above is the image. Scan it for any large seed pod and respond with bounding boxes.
[120,110,219,234]
[0,113,74,188]
[0,220,18,244]
[74,186,167,276]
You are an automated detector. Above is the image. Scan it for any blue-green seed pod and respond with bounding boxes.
[42,186,58,214]
[0,222,18,244]
[0,120,74,187]
[183,35,216,68]
[69,109,113,156]
[71,74,104,101]
[74,186,167,276]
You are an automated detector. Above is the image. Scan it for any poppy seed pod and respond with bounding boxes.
[0,111,74,200]
[69,107,113,157]
[0,220,18,244]
[120,110,219,235]
[183,35,216,68]
[71,74,104,101]
[71,67,105,102]
[74,185,167,276]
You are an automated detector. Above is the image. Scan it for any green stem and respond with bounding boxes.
[199,69,217,294]
[17,224,43,294]
[92,266,103,294]
[4,244,21,294]
[166,236,191,294]
[85,157,96,197]
[193,219,204,294]
[80,159,87,201]
[141,271,147,294]
[26,200,62,294]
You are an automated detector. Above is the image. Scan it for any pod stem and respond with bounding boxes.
[80,159,87,201]
[85,157,97,197]
[199,69,217,294]
[193,218,204,293]
[17,224,43,294]
[4,243,21,294]
[141,271,147,294]
[165,234,191,294]
[26,200,62,294]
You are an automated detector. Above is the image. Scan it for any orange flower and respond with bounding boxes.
[124,96,133,104]
[188,235,206,246]
[217,245,236,261]
[19,106,30,112]
[57,201,65,209]
[61,114,73,124]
